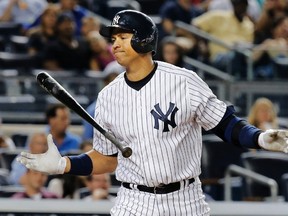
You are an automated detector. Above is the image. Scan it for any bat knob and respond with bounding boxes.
[122,147,132,158]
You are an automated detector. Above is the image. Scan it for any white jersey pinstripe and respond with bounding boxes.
[93,60,226,187]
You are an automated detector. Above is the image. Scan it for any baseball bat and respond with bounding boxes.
[36,71,132,158]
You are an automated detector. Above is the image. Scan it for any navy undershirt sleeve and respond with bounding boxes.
[210,105,262,149]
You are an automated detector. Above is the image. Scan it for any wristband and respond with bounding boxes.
[67,154,93,176]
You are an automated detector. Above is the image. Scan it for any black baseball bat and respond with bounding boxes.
[36,71,132,158]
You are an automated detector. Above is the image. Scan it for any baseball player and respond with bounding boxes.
[18,10,288,216]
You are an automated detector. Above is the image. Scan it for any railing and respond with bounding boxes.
[224,164,278,202]
[183,56,234,82]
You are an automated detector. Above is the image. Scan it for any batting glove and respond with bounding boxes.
[17,134,66,174]
[258,129,288,153]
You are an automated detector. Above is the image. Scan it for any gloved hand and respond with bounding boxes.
[258,129,288,153]
[17,134,67,174]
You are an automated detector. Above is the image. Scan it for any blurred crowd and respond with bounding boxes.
[0,0,287,79]
[1,0,288,201]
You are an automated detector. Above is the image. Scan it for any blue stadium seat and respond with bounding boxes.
[241,151,288,200]
[200,134,247,200]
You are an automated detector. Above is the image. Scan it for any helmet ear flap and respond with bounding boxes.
[130,27,158,55]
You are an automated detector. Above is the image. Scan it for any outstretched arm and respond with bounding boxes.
[211,106,288,153]
[17,134,118,175]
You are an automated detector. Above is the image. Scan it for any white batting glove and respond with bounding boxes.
[17,134,67,174]
[258,129,288,153]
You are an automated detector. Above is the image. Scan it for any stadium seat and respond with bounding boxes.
[0,52,35,74]
[0,185,25,198]
[9,35,29,53]
[78,187,91,199]
[281,173,288,202]
[241,151,288,200]
[200,134,247,200]
[0,22,23,52]
[11,133,29,148]
[273,57,288,79]
[0,168,9,186]
[0,22,22,36]
[0,149,22,171]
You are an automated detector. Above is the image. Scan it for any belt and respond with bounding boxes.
[122,178,195,194]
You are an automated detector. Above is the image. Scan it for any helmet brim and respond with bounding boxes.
[99,25,133,38]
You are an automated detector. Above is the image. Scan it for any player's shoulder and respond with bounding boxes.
[156,60,197,79]
[98,72,125,94]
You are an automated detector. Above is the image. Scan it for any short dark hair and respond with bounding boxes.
[56,12,75,25]
[45,103,67,122]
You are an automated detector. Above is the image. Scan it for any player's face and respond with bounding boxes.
[111,32,139,67]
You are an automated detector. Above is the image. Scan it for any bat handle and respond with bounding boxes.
[104,132,133,158]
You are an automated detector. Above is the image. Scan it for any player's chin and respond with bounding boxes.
[114,56,126,66]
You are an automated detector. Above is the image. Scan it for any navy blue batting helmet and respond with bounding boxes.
[99,10,158,55]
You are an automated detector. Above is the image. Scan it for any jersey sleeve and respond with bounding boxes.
[187,72,227,131]
[92,94,119,155]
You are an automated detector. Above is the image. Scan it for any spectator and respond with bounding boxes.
[88,31,115,71]
[192,0,254,78]
[0,0,47,30]
[9,132,47,185]
[11,168,59,199]
[158,0,204,55]
[191,0,211,12]
[82,173,115,201]
[26,4,59,68]
[82,60,124,141]
[28,0,93,36]
[45,103,81,155]
[80,15,101,40]
[58,0,93,36]
[254,0,288,43]
[156,36,195,70]
[207,0,262,22]
[252,15,288,79]
[42,12,92,72]
[47,172,86,199]
[247,97,279,131]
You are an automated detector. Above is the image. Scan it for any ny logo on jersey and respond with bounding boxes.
[150,102,179,132]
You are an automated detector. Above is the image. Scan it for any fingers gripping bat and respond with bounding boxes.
[36,71,132,158]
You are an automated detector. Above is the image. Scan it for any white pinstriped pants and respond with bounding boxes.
[111,177,210,216]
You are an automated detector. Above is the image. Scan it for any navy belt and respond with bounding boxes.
[122,178,195,194]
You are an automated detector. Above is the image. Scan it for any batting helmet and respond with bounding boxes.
[99,10,158,55]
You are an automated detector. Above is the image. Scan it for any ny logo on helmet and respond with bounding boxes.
[112,15,120,25]
[150,102,178,132]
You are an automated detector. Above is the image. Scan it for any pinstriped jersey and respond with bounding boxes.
[93,60,226,187]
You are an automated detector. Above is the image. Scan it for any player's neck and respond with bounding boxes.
[125,58,155,81]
